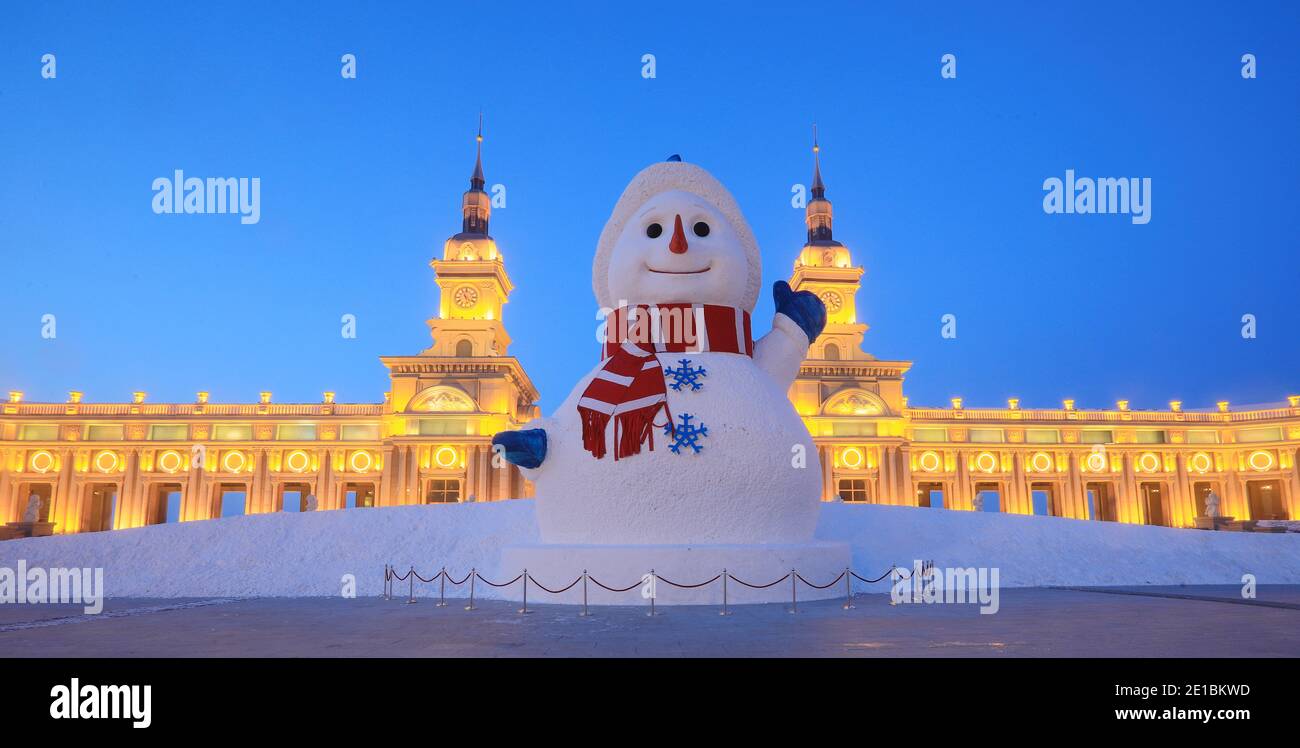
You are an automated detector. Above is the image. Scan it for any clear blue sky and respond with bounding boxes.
[1,1,1297,413]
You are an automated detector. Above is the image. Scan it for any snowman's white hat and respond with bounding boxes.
[593,160,762,313]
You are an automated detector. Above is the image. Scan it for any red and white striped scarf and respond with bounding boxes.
[579,303,754,460]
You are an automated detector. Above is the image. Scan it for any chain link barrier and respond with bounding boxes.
[382,563,913,613]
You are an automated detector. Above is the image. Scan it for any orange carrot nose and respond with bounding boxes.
[669,214,689,254]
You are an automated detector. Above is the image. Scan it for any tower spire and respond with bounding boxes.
[811,124,825,200]
[460,114,490,235]
[470,111,485,190]
[806,124,835,244]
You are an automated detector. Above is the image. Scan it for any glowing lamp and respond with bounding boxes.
[919,450,942,473]
[1248,450,1275,472]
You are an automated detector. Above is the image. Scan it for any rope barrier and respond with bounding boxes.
[412,569,442,584]
[726,572,791,590]
[526,574,583,595]
[474,571,524,588]
[384,563,910,609]
[654,573,722,589]
[588,576,645,593]
[795,570,847,590]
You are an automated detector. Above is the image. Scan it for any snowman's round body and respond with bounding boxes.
[498,159,847,603]
[533,351,820,545]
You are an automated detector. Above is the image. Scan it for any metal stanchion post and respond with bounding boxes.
[788,568,797,614]
[383,565,390,600]
[465,568,477,611]
[519,569,530,615]
[719,568,731,616]
[579,570,590,617]
[888,564,898,606]
[843,567,855,610]
[407,566,416,604]
[437,567,447,607]
[647,569,657,617]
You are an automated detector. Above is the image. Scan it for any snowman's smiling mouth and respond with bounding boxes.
[645,263,712,275]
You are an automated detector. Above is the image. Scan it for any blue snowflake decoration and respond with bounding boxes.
[664,358,706,391]
[665,412,708,454]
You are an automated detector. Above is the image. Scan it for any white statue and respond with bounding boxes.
[304,494,318,512]
[22,493,42,523]
[972,493,984,512]
[464,493,477,504]
[1205,490,1221,518]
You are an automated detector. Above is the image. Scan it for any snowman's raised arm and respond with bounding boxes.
[491,424,549,476]
[754,281,826,390]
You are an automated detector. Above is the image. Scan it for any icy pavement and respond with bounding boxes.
[1,587,1297,657]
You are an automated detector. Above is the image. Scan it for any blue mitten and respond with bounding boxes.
[773,280,827,343]
[491,429,548,469]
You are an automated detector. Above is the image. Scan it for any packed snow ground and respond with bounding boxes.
[0,500,1297,598]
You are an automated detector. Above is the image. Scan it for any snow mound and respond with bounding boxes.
[0,501,1296,598]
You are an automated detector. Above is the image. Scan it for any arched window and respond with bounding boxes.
[455,339,474,357]
[823,343,841,361]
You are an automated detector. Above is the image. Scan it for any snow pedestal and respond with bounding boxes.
[498,540,850,605]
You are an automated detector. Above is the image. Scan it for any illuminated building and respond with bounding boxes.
[1,133,1295,533]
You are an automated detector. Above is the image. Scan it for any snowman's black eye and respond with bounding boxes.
[693,221,710,237]
[645,223,663,238]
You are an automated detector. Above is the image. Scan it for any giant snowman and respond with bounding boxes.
[494,158,849,603]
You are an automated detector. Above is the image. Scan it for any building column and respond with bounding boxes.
[877,446,893,504]
[117,450,143,529]
[1067,453,1086,519]
[52,451,78,533]
[896,445,912,506]
[0,463,13,524]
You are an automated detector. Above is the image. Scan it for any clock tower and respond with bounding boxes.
[426,118,515,358]
[789,129,868,363]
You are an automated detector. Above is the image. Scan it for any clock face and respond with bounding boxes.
[819,290,843,313]
[454,286,479,309]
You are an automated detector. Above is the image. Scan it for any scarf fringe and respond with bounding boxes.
[580,408,611,460]
[580,404,666,461]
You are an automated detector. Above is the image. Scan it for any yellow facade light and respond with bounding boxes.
[1189,452,1213,474]
[1063,399,1075,411]
[975,451,998,473]
[918,450,942,473]
[349,450,374,473]
[29,449,55,474]
[196,391,210,404]
[1029,451,1053,473]
[132,391,147,404]
[158,450,184,474]
[1007,398,1020,410]
[950,397,963,410]
[839,446,864,470]
[285,449,311,473]
[1085,451,1107,473]
[68,391,83,404]
[8,391,23,403]
[1137,452,1161,473]
[1169,400,1182,412]
[260,391,273,404]
[222,450,248,473]
[1116,400,1130,412]
[1289,395,1300,408]
[433,445,460,469]
[1217,401,1230,413]
[94,450,120,473]
[323,391,336,404]
[1248,450,1275,472]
